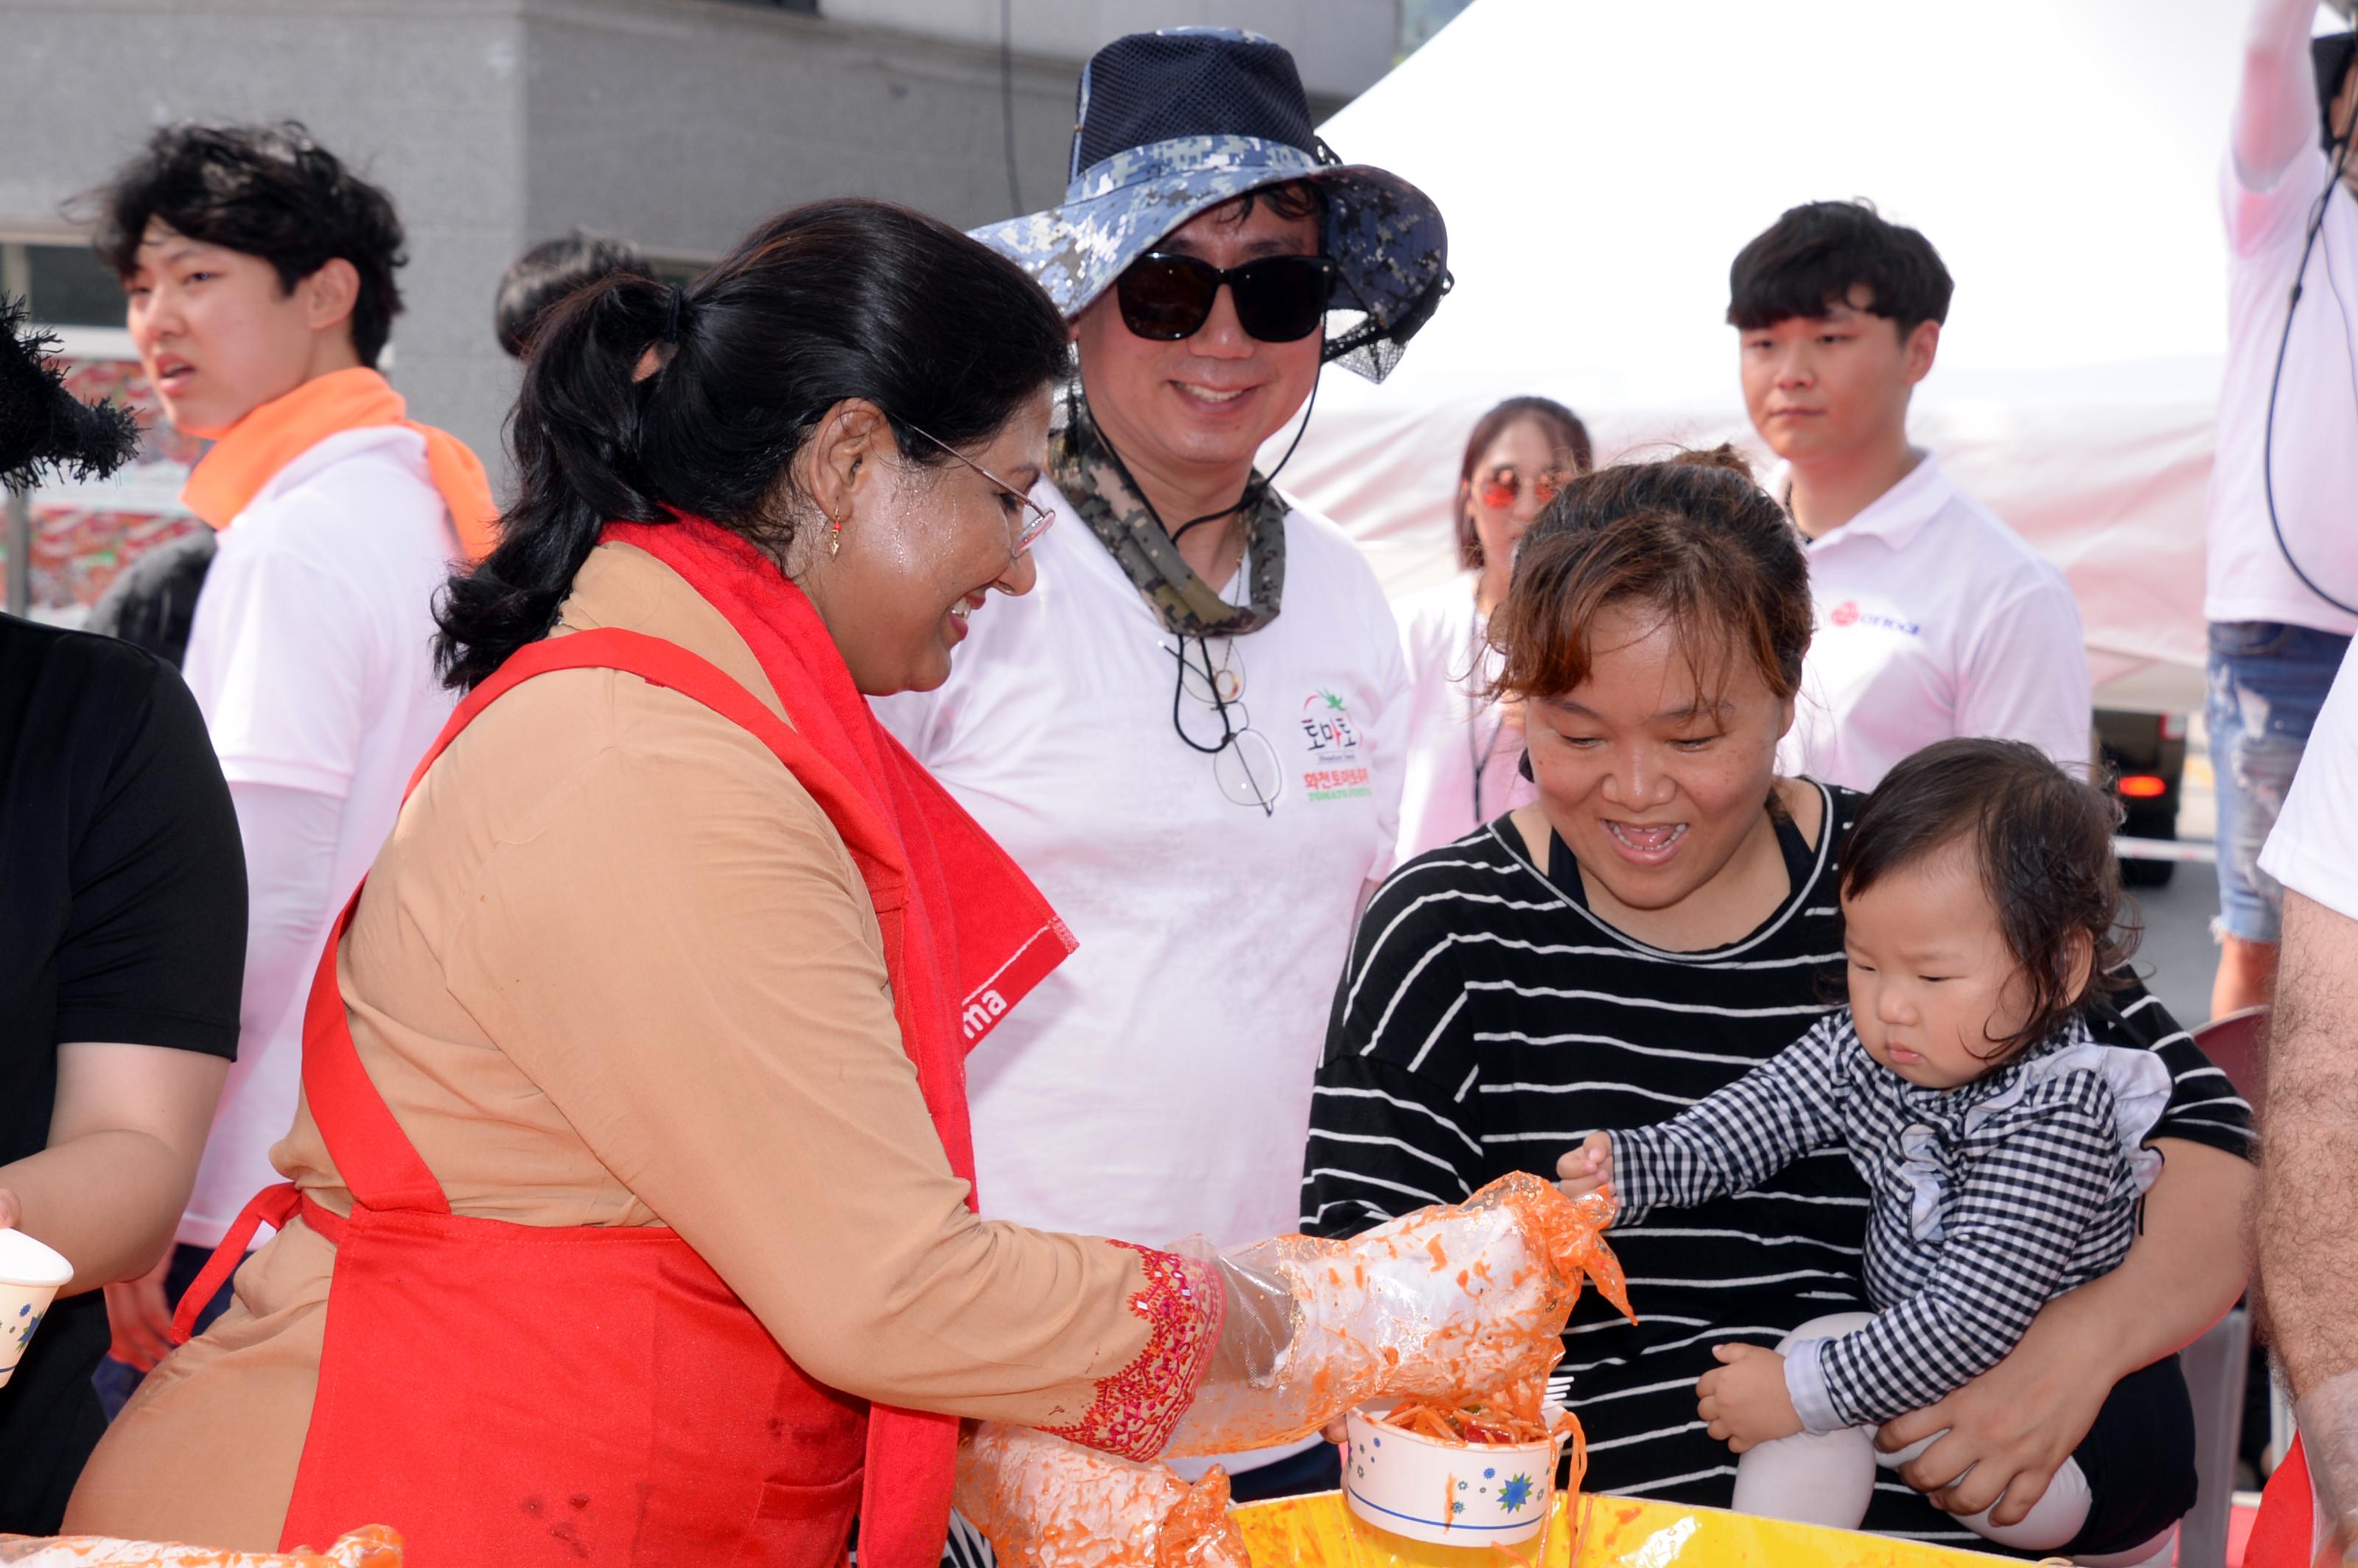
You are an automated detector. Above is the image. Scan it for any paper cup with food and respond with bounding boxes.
[1341,1394,1585,1548]
[0,1230,72,1387]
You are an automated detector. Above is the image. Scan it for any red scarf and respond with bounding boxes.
[602,517,1076,1564]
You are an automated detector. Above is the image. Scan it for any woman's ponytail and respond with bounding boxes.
[433,271,674,688]
[434,198,1071,688]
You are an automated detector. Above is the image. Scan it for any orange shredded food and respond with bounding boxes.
[1377,1379,1587,1450]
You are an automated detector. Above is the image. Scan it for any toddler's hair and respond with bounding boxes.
[1841,738,2135,1063]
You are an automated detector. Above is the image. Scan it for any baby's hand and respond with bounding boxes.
[1554,1132,1614,1201]
[1696,1343,1802,1453]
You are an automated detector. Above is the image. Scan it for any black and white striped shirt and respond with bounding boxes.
[1613,1011,2166,1432]
[1299,783,2253,1547]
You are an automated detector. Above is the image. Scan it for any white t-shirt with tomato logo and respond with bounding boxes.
[874,480,1407,1262]
[1775,454,2093,792]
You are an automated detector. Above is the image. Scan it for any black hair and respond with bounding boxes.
[1841,738,2135,1066]
[2318,32,2357,152]
[83,121,407,368]
[496,231,653,360]
[434,198,1071,690]
[1491,446,1811,705]
[1726,199,1953,337]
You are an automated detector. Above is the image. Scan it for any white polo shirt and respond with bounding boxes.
[875,480,1406,1256]
[2205,148,2358,634]
[178,426,458,1247]
[2260,640,2358,918]
[1393,573,1534,863]
[1777,454,2092,792]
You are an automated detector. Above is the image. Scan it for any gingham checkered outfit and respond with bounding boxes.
[1610,1009,2171,1432]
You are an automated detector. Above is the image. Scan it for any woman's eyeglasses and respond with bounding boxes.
[1472,466,1574,511]
[1116,252,1339,344]
[898,418,1055,552]
[1167,635,1282,815]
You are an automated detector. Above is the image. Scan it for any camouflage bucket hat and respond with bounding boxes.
[971,27,1450,383]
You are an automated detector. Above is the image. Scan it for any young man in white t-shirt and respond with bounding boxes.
[878,29,1447,1514]
[84,122,483,1409]
[1731,200,2092,794]
[2200,2,2358,1019]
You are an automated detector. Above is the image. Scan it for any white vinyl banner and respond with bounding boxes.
[1266,0,2340,713]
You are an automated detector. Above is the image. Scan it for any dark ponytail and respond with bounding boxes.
[435,198,1071,689]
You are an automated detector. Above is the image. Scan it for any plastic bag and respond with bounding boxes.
[1165,1172,1631,1457]
[0,1527,401,1567]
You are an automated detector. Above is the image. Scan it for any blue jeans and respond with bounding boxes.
[2207,621,2353,943]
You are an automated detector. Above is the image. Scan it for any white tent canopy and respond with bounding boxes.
[1271,0,2334,711]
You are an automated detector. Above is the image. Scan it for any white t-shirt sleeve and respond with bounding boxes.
[1957,570,2093,774]
[2222,143,2330,261]
[193,545,377,797]
[2260,643,2358,919]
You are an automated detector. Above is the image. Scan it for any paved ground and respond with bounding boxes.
[2128,857,2220,1032]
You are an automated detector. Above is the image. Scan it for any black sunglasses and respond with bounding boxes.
[1116,251,1338,343]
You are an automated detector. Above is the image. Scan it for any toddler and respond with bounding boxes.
[1558,738,2195,1566]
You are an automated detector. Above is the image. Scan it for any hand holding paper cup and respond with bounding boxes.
[0,1228,74,1387]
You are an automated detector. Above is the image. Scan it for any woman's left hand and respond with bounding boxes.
[1874,1312,2107,1524]
[1696,1343,1802,1452]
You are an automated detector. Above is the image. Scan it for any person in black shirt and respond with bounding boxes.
[0,297,242,1529]
[1303,450,2253,1553]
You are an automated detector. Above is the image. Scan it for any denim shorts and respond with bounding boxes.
[2208,620,2354,943]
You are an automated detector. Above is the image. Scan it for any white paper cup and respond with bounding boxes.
[1341,1403,1570,1547]
[0,1230,74,1388]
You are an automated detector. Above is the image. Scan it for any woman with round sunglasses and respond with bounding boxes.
[875,27,1449,1517]
[1393,396,1594,861]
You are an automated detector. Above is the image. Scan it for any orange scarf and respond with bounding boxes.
[180,365,498,560]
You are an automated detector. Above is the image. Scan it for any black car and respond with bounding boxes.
[2096,707,2189,888]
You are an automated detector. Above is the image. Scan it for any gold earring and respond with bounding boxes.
[828,513,844,558]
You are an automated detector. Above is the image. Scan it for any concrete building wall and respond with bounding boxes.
[0,0,1396,472]
[820,0,1396,100]
[0,0,531,473]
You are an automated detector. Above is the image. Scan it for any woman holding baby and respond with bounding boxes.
[1301,449,2253,1563]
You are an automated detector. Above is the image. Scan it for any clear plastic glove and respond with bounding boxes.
[0,1526,401,1567]
[955,1422,1247,1568]
[1164,1172,1630,1457]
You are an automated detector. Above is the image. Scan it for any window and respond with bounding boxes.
[2,239,124,329]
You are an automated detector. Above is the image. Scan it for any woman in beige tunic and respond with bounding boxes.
[65,202,1236,1568]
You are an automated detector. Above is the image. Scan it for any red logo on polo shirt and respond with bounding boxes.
[1831,601,1861,627]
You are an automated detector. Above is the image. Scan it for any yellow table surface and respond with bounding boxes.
[1231,1491,2021,1568]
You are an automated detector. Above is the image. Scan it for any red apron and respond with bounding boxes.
[173,628,951,1567]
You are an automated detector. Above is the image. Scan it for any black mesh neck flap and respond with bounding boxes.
[1072,30,1318,179]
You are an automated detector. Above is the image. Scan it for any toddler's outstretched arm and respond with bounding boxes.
[1586,1014,1852,1224]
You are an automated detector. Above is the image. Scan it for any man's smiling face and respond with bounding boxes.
[1071,194,1324,489]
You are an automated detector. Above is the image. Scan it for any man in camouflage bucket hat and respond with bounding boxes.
[874,29,1449,1547]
